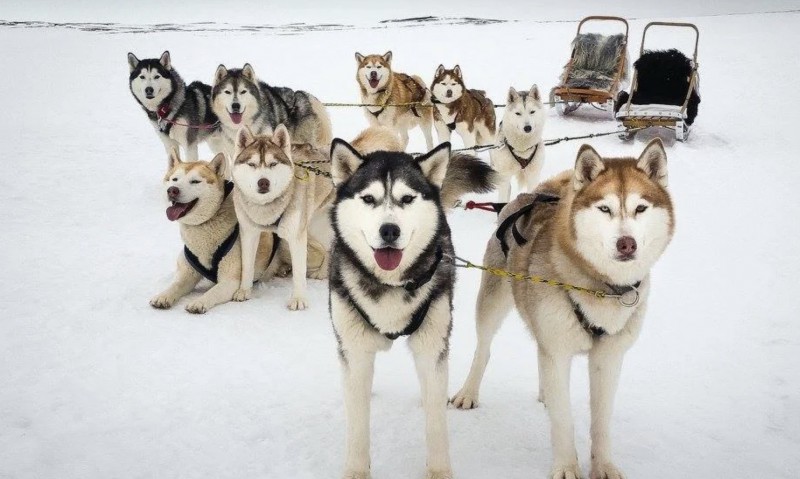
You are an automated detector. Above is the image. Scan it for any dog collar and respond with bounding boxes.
[569,281,642,337]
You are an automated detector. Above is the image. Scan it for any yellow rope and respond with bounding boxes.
[451,256,614,299]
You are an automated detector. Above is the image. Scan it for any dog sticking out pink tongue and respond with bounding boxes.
[229,112,243,124]
[166,200,197,221]
[374,247,402,271]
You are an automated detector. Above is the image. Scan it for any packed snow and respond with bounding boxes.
[1,3,799,478]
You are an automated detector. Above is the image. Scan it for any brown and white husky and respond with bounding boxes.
[430,64,496,148]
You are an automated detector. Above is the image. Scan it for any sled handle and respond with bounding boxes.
[640,22,700,62]
[576,16,629,40]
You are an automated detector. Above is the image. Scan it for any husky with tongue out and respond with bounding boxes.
[149,149,286,314]
[211,63,332,158]
[327,139,495,479]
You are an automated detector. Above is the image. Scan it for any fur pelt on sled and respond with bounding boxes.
[558,33,629,91]
[615,48,701,125]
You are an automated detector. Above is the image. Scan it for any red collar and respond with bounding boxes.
[157,103,171,119]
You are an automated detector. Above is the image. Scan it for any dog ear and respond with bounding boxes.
[242,63,256,81]
[435,64,445,78]
[636,138,668,187]
[416,142,451,188]
[453,65,462,79]
[214,64,227,86]
[127,53,140,72]
[355,52,365,64]
[208,153,227,178]
[236,126,255,153]
[272,124,292,158]
[167,147,182,171]
[382,51,393,64]
[529,84,541,101]
[574,144,605,191]
[330,139,364,186]
[507,87,520,104]
[159,51,171,70]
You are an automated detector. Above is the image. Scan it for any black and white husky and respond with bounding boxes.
[327,141,495,479]
[128,51,220,162]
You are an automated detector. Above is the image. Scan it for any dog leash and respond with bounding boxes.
[444,255,640,307]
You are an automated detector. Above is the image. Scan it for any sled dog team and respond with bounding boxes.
[130,50,676,479]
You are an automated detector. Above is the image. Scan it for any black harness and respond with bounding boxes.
[346,246,444,340]
[183,182,281,283]
[569,281,642,337]
[495,193,560,257]
[504,140,540,169]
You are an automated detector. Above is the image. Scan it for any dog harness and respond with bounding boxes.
[183,181,281,283]
[504,140,540,169]
[495,193,560,257]
[569,281,641,337]
[345,246,444,340]
[431,97,457,131]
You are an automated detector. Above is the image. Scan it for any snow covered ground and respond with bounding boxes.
[1,3,799,478]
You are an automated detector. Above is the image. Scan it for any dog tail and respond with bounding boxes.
[440,154,497,209]
[350,126,404,155]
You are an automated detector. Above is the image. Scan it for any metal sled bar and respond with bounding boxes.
[577,16,629,38]
[640,21,700,62]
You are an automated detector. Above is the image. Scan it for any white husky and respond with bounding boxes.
[490,86,546,203]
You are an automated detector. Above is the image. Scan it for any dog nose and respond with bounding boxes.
[523,125,532,133]
[145,86,154,95]
[446,89,453,97]
[370,71,377,79]
[231,102,241,112]
[379,223,401,244]
[616,236,637,255]
[257,178,270,192]
[167,186,179,198]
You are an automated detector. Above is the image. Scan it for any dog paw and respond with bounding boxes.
[232,288,251,302]
[342,471,370,479]
[149,294,175,309]
[287,296,308,311]
[185,301,209,314]
[590,462,625,479]
[427,469,453,479]
[550,463,583,479]
[450,388,479,409]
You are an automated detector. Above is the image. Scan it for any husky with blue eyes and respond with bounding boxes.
[327,139,495,479]
[452,139,675,479]
[491,85,547,203]
[128,51,222,162]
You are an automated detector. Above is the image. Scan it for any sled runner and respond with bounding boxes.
[550,16,630,119]
[616,22,701,141]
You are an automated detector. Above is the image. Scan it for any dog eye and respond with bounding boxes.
[240,90,246,95]
[400,195,415,204]
[224,90,231,95]
[515,112,522,116]
[190,179,200,184]
[171,178,178,182]
[598,205,611,214]
[269,162,277,168]
[376,65,382,69]
[247,162,257,168]
[139,75,145,79]
[635,205,648,214]
[361,195,375,204]
[154,75,160,79]
[530,110,536,114]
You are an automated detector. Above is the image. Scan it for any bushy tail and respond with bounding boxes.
[441,154,497,209]
[350,126,404,155]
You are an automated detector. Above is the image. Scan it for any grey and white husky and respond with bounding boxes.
[211,64,332,156]
[327,140,495,479]
[128,51,221,162]
[491,86,546,203]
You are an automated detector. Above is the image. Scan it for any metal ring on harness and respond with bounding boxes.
[617,287,640,307]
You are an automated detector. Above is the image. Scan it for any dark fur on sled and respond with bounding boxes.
[615,49,701,125]
[560,33,628,91]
